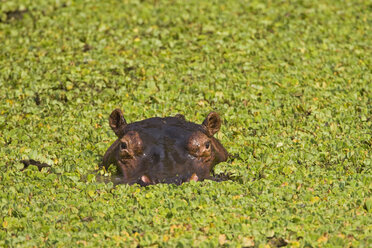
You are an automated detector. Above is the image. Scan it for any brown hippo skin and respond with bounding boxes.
[102,109,229,185]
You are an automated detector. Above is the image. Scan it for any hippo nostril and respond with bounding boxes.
[189,173,198,182]
[141,175,152,184]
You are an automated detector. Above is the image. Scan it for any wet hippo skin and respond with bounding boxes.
[102,109,229,185]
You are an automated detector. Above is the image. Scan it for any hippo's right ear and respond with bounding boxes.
[109,109,127,137]
[202,111,221,136]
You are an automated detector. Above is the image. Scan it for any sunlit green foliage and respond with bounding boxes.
[0,0,371,246]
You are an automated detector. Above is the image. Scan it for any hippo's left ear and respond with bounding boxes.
[109,109,127,137]
[202,112,221,136]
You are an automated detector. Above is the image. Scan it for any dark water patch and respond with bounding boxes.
[95,174,127,186]
[21,160,51,171]
[211,172,237,182]
[267,236,288,247]
[1,9,28,22]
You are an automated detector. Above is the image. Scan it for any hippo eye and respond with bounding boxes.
[205,141,210,149]
[120,142,128,150]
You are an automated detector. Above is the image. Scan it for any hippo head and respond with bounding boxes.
[102,109,229,185]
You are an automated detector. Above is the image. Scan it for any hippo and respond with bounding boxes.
[102,109,229,185]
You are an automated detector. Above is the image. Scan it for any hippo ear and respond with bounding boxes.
[109,109,127,137]
[202,112,221,136]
